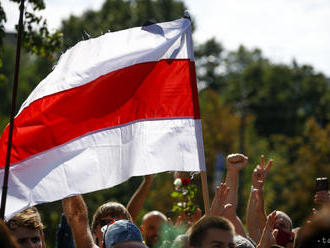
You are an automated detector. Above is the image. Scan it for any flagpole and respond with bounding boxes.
[201,171,210,216]
[0,0,25,220]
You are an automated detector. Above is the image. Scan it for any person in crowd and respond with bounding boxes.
[55,175,153,247]
[127,172,202,246]
[127,174,169,246]
[210,155,256,248]
[62,195,148,248]
[0,219,19,248]
[246,155,294,248]
[140,210,167,248]
[91,201,132,247]
[6,207,46,248]
[188,215,235,248]
[63,195,102,248]
[234,235,256,248]
[103,219,146,248]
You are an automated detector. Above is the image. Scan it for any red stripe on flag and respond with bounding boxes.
[0,59,199,167]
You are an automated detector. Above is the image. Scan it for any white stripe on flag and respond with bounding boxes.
[2,119,205,220]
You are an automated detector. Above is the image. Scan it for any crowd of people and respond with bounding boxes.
[1,154,329,248]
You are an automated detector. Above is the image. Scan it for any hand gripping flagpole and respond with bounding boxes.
[0,0,25,220]
[184,10,211,216]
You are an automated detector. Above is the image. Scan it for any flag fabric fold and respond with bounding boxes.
[0,17,205,220]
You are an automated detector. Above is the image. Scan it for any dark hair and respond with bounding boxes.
[188,216,234,247]
[91,202,132,233]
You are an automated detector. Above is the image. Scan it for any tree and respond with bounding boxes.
[265,118,330,226]
[194,38,224,91]
[197,42,330,137]
[61,0,186,50]
[0,0,62,132]
[0,0,62,57]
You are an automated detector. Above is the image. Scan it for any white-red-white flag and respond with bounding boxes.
[0,17,205,220]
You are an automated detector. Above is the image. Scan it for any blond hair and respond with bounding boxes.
[6,207,44,232]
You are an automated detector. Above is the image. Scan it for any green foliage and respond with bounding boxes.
[195,42,330,137]
[265,119,330,226]
[61,0,186,50]
[0,41,53,132]
[171,178,199,216]
[194,38,224,91]
[0,0,62,57]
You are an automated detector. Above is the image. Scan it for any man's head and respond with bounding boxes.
[141,210,167,247]
[6,207,45,248]
[275,211,294,247]
[103,219,146,248]
[188,216,235,248]
[234,235,255,248]
[91,202,132,246]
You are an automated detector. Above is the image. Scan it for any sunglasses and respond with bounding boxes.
[100,218,117,227]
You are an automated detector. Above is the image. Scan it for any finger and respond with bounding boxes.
[265,159,273,173]
[260,155,265,168]
[219,183,226,195]
[223,186,230,200]
[220,185,229,202]
[268,210,277,227]
[214,186,221,198]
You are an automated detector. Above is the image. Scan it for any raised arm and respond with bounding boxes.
[127,174,154,224]
[247,155,273,243]
[62,195,98,248]
[224,153,248,210]
[221,154,249,237]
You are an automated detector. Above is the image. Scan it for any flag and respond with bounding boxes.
[0,16,205,220]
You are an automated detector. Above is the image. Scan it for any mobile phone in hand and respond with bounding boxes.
[315,177,328,192]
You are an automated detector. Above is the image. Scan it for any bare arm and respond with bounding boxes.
[247,155,272,243]
[247,188,265,243]
[224,154,248,210]
[222,154,248,237]
[62,195,98,248]
[210,181,247,237]
[127,174,154,224]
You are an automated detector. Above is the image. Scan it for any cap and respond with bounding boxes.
[103,219,143,248]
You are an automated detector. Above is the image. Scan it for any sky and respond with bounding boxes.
[3,0,330,76]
